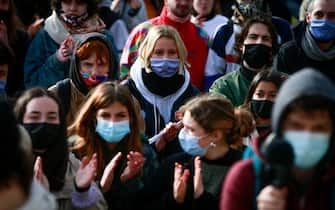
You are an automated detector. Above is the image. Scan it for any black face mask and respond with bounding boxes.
[142,69,184,97]
[0,10,10,25]
[250,99,274,119]
[243,44,272,69]
[23,123,60,151]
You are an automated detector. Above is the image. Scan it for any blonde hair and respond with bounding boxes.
[138,24,188,73]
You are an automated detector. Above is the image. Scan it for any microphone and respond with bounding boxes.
[263,137,294,188]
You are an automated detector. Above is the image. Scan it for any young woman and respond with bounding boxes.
[242,70,287,145]
[68,81,158,210]
[124,24,199,157]
[49,32,118,126]
[24,0,118,88]
[139,94,254,210]
[14,87,107,210]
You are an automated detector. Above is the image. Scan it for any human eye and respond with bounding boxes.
[247,34,258,40]
[153,49,163,56]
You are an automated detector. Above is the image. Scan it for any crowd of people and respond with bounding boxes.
[1,0,335,210]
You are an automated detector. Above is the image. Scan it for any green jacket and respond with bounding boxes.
[209,68,251,107]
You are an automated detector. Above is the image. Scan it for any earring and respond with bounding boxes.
[210,142,217,148]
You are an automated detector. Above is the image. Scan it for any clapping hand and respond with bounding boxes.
[100,152,122,193]
[34,156,50,190]
[120,151,145,182]
[75,153,98,190]
[173,156,204,203]
[173,162,190,203]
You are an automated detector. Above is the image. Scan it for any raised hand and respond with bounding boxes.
[27,16,44,37]
[57,36,75,62]
[173,162,190,204]
[100,152,122,193]
[257,185,288,210]
[155,121,183,151]
[193,156,204,199]
[120,151,145,182]
[75,153,97,190]
[163,121,183,142]
[34,156,49,190]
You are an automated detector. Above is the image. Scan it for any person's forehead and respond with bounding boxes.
[247,23,271,36]
[312,0,335,12]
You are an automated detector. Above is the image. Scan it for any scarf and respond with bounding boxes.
[44,11,106,44]
[301,28,335,61]
[59,12,89,29]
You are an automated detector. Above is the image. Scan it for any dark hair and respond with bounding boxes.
[243,70,287,108]
[3,0,20,44]
[51,0,98,17]
[0,40,14,65]
[234,15,279,64]
[280,95,335,133]
[14,87,69,192]
[0,100,32,196]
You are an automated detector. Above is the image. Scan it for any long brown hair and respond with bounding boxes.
[69,82,143,177]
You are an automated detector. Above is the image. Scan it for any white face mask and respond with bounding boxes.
[284,131,330,169]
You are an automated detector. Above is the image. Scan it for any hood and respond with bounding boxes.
[272,68,335,135]
[69,32,118,95]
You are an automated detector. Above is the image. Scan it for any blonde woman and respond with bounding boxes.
[123,25,199,158]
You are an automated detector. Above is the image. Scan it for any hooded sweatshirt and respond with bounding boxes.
[125,59,198,138]
[49,32,118,125]
[220,68,335,210]
[272,68,335,135]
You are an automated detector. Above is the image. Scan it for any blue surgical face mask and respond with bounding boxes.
[284,131,330,169]
[0,80,6,91]
[178,128,209,156]
[309,20,335,42]
[96,118,130,143]
[150,58,180,78]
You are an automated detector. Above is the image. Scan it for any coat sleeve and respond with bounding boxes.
[57,153,108,210]
[220,159,255,210]
[24,30,69,88]
[119,22,151,79]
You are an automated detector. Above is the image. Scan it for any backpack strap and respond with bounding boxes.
[56,78,71,117]
[242,146,263,210]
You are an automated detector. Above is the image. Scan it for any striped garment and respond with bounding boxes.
[120,6,210,90]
